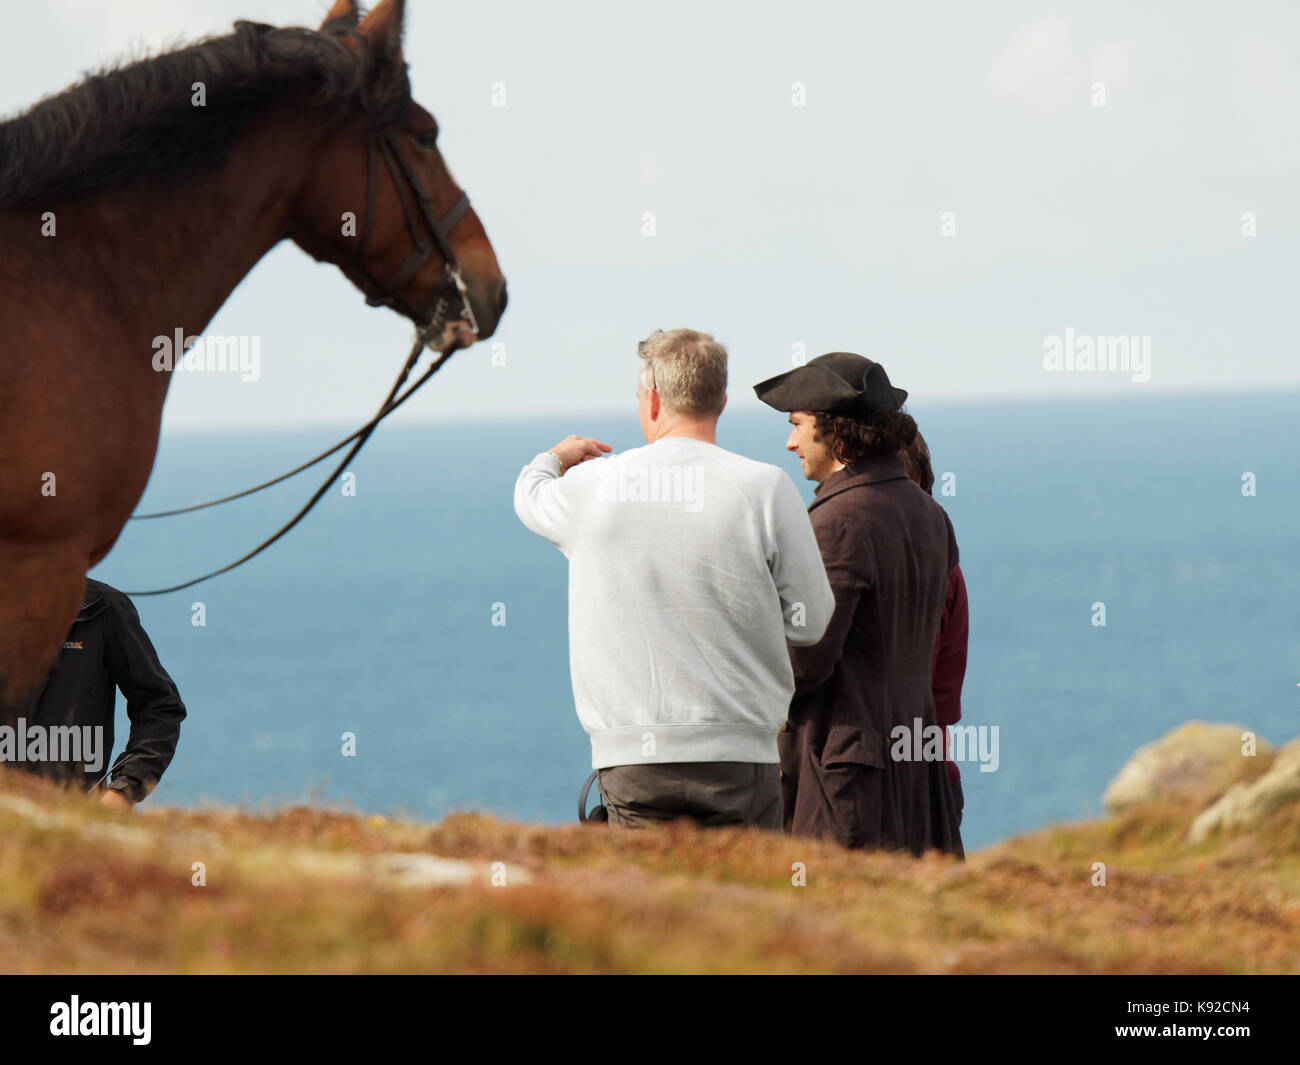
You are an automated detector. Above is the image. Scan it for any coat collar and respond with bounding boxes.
[75,579,110,623]
[810,451,910,510]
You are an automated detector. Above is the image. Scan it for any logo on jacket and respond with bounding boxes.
[62,641,84,650]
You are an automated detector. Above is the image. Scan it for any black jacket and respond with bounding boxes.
[30,579,186,803]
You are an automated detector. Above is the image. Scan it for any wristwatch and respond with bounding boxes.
[548,449,565,474]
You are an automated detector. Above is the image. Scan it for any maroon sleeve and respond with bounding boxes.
[931,564,968,730]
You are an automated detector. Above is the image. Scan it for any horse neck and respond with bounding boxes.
[29,106,321,350]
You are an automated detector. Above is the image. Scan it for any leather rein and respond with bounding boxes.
[125,72,477,597]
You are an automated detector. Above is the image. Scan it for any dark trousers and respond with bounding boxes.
[597,762,783,830]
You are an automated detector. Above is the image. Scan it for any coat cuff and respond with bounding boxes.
[106,776,145,804]
[530,451,562,476]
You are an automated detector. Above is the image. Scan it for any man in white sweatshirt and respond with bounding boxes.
[513,328,834,829]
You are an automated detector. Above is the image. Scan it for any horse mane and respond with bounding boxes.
[0,16,410,209]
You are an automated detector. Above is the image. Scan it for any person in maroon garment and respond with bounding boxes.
[901,430,969,826]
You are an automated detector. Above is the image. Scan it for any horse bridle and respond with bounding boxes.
[350,72,479,348]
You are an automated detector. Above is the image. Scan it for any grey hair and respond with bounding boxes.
[636,328,727,418]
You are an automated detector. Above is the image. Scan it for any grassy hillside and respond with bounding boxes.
[2,766,1297,974]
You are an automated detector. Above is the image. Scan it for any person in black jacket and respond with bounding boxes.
[25,578,186,808]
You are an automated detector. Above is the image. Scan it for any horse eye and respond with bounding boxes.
[414,128,439,148]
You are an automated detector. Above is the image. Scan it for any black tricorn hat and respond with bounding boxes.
[753,352,907,416]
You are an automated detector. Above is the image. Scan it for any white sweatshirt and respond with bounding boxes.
[513,436,834,768]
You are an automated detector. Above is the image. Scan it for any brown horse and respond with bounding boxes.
[0,0,507,728]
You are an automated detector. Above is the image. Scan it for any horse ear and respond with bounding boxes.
[357,0,406,57]
[320,0,359,29]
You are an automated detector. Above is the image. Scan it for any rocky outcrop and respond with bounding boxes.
[1102,721,1270,812]
[1189,739,1300,843]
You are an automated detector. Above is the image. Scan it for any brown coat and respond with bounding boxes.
[779,452,965,857]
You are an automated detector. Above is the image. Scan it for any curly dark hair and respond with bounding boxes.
[813,408,918,466]
[901,428,934,494]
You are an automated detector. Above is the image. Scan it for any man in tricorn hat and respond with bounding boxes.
[753,353,964,856]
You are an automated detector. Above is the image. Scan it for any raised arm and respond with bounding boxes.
[512,434,610,551]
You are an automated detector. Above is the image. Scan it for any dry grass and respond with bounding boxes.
[1,767,1297,974]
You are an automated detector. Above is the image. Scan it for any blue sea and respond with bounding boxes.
[90,392,1300,851]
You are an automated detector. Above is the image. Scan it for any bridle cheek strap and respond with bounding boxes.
[355,128,476,338]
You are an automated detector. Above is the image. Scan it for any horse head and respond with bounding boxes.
[290,0,507,352]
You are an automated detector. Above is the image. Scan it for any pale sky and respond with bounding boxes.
[4,0,1296,429]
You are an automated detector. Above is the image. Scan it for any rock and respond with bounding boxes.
[1102,722,1270,813]
[1189,739,1300,842]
